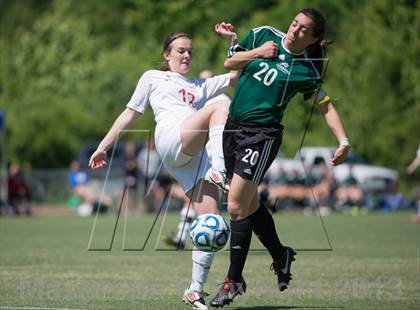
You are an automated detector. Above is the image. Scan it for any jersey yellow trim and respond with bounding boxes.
[312,89,330,105]
[318,95,330,105]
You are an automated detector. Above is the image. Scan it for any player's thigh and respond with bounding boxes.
[348,186,363,200]
[179,102,227,155]
[235,138,281,185]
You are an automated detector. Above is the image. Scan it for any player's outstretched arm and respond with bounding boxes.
[89,108,141,169]
[224,41,279,70]
[214,22,237,46]
[407,154,420,174]
[215,22,278,70]
[214,22,241,86]
[317,100,350,166]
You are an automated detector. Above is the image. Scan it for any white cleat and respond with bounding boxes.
[183,289,208,310]
[204,169,229,192]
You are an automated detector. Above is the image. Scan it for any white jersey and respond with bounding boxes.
[125,70,230,192]
[204,93,231,106]
[127,70,230,134]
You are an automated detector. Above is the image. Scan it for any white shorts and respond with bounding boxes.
[155,123,211,193]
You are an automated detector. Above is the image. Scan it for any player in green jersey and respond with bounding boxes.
[211,8,350,307]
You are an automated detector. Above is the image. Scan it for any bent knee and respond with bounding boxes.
[227,202,242,219]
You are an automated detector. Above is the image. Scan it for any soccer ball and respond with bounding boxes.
[190,213,230,252]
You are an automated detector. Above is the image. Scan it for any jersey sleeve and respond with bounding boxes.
[228,30,255,57]
[299,64,324,101]
[228,27,281,58]
[300,58,325,101]
[251,27,277,49]
[126,71,153,113]
[301,79,323,101]
[194,73,230,109]
[308,88,331,104]
[238,29,256,50]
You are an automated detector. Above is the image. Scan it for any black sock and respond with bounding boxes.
[227,217,253,282]
[250,205,284,261]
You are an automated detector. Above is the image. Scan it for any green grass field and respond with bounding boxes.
[1,211,419,310]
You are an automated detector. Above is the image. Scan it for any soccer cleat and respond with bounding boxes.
[183,289,208,310]
[270,246,296,291]
[162,234,186,250]
[209,277,246,308]
[205,169,230,192]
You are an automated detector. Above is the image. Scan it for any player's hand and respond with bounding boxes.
[257,41,278,59]
[89,149,107,170]
[214,22,237,39]
[329,145,349,166]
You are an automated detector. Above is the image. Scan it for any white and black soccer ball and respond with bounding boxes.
[190,213,230,252]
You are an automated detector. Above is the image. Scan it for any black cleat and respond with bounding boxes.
[210,278,246,308]
[270,246,296,291]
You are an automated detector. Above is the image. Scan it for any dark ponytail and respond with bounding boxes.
[159,32,191,71]
[300,8,328,76]
[305,42,326,76]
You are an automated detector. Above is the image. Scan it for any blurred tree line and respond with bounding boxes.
[0,0,419,179]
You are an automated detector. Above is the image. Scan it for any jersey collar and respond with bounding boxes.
[167,70,189,81]
[281,37,305,56]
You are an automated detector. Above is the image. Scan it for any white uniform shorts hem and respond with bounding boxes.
[155,123,211,193]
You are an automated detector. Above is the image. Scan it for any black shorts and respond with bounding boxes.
[223,116,284,185]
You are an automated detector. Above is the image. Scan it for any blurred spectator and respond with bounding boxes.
[379,180,409,211]
[268,159,336,215]
[77,195,112,217]
[7,163,31,215]
[137,138,176,212]
[268,168,306,209]
[67,160,91,209]
[67,159,111,216]
[137,139,161,183]
[258,181,276,213]
[334,164,364,212]
[92,195,112,214]
[161,183,193,248]
[124,141,139,211]
[306,158,335,215]
[272,166,288,184]
[68,160,89,187]
[0,172,7,216]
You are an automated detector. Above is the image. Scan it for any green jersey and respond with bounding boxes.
[229,26,323,124]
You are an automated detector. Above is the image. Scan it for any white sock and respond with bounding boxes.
[176,207,195,243]
[189,250,215,292]
[208,125,225,172]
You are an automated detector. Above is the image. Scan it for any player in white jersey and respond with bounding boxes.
[163,69,231,250]
[89,25,239,310]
